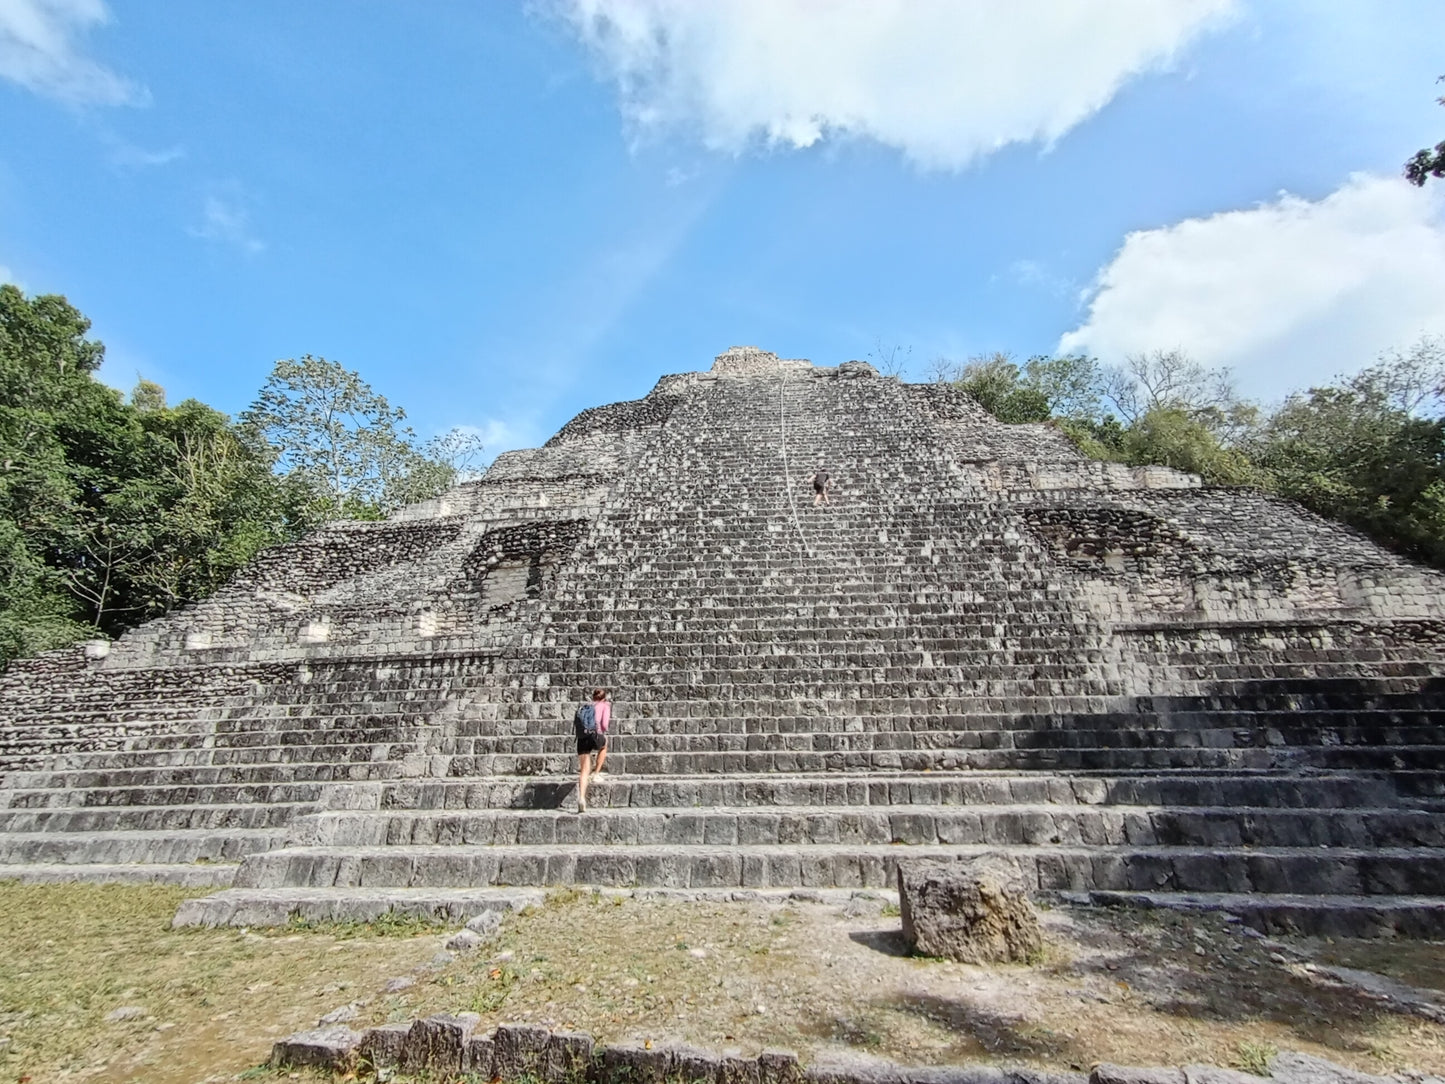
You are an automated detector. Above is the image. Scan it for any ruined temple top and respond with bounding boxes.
[708,345,879,380]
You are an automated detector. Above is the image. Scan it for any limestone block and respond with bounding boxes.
[270,1026,362,1069]
[758,1049,804,1084]
[357,1023,410,1068]
[491,1023,554,1079]
[597,1041,674,1084]
[400,1012,480,1073]
[1269,1051,1400,1084]
[897,856,1042,963]
[544,1029,595,1079]
[1091,1067,1186,1084]
[1182,1067,1267,1084]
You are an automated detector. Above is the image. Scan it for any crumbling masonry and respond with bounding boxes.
[2,348,1443,934]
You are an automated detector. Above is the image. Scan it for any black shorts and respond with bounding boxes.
[576,728,606,756]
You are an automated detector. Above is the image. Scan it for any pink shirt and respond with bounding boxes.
[594,700,611,733]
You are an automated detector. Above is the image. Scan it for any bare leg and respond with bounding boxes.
[577,753,592,811]
[594,740,608,774]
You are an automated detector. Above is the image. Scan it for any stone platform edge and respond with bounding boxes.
[270,1018,1426,1084]
[170,886,895,927]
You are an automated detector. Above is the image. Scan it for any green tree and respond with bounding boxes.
[0,284,122,655]
[1121,407,1264,486]
[954,353,1051,423]
[120,394,291,617]
[1250,339,1445,565]
[1019,354,1101,420]
[1405,76,1445,187]
[241,355,456,521]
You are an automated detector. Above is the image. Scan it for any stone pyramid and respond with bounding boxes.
[2,347,1444,935]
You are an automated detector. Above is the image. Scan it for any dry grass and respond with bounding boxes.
[371,890,1445,1078]
[2,882,1445,1083]
[0,882,455,1083]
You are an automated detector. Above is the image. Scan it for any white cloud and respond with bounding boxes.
[552,0,1236,169]
[108,140,184,170]
[1058,175,1445,395]
[0,264,16,287]
[0,0,144,105]
[188,193,265,255]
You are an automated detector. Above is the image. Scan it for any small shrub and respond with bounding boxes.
[1232,1040,1277,1077]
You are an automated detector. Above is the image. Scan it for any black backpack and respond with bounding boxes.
[574,702,599,734]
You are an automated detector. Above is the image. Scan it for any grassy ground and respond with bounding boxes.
[0,882,447,1083]
[1,883,1444,1083]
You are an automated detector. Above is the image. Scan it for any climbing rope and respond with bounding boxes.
[778,374,813,562]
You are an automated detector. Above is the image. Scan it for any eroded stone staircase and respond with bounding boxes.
[3,348,1444,934]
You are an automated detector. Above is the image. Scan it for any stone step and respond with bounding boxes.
[0,862,238,886]
[1076,890,1445,939]
[0,780,328,809]
[0,827,289,864]
[171,885,546,927]
[373,770,1403,811]
[4,743,418,771]
[231,841,1445,895]
[449,744,1339,775]
[171,883,1445,938]
[0,802,310,833]
[292,803,1444,851]
[1,761,408,791]
[445,724,1445,756]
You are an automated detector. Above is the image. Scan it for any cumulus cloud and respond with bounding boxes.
[188,193,265,255]
[0,0,144,105]
[1058,175,1445,395]
[552,0,1236,169]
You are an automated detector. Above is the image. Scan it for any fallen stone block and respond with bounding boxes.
[759,1049,804,1084]
[467,909,504,938]
[400,1012,481,1073]
[663,1042,722,1084]
[1270,1051,1399,1084]
[358,1023,410,1069]
[545,1029,595,1079]
[318,1002,360,1025]
[803,1050,907,1084]
[721,1052,763,1084]
[468,1032,496,1078]
[446,927,486,952]
[492,1023,555,1079]
[270,1026,362,1069]
[597,1041,674,1084]
[897,855,1042,963]
[1183,1066,1267,1084]
[1092,1067,1187,1084]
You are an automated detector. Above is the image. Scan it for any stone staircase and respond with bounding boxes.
[3,347,1445,934]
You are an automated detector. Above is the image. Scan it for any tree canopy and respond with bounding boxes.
[1405,76,1445,187]
[0,286,473,663]
[938,337,1445,568]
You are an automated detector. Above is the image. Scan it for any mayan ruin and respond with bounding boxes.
[1,345,1441,939]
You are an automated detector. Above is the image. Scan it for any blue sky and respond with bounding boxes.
[2,1,1444,456]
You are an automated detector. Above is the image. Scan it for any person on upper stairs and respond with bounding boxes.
[812,468,832,506]
[574,687,610,813]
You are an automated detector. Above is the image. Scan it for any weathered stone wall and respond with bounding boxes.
[3,344,1444,915]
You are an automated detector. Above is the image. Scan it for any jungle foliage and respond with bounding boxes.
[0,285,475,662]
[938,340,1445,569]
